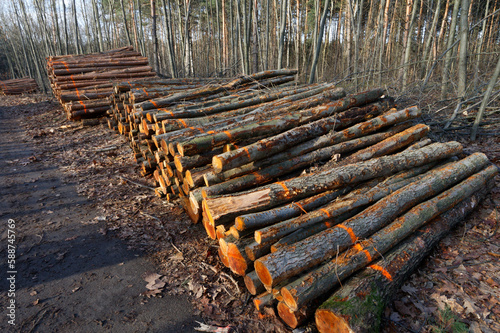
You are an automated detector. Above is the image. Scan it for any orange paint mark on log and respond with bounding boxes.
[354,244,372,261]
[276,182,290,196]
[320,209,331,217]
[369,264,393,281]
[223,131,233,140]
[62,61,70,73]
[207,131,215,134]
[243,147,252,160]
[251,172,265,183]
[150,100,159,108]
[178,119,188,128]
[78,101,87,111]
[294,202,307,214]
[336,224,357,243]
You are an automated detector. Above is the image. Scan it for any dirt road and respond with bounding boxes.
[0,101,200,332]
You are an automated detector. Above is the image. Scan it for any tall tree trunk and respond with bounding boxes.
[441,0,461,98]
[92,0,104,52]
[277,0,288,69]
[183,0,193,76]
[473,0,490,90]
[309,0,330,83]
[120,0,133,45]
[471,52,500,140]
[421,0,442,78]
[73,0,83,54]
[457,0,469,98]
[401,0,419,91]
[151,0,159,73]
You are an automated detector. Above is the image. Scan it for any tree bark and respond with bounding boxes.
[457,0,470,98]
[253,149,488,289]
[212,89,384,173]
[204,142,462,230]
[314,180,493,333]
[203,122,404,199]
[255,160,436,246]
[281,163,497,312]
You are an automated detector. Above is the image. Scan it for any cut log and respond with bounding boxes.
[269,207,366,253]
[153,83,327,122]
[314,179,494,333]
[176,88,348,156]
[254,160,437,245]
[172,148,223,172]
[245,240,275,261]
[254,152,487,288]
[337,124,430,166]
[234,189,351,232]
[245,106,420,174]
[244,271,266,295]
[201,125,405,198]
[226,237,254,276]
[280,164,497,311]
[253,291,276,312]
[204,142,462,228]
[203,124,409,187]
[277,302,314,329]
[211,89,386,172]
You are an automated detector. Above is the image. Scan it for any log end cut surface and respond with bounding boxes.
[254,259,273,287]
[315,309,354,333]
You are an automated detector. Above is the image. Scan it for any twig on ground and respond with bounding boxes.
[92,145,119,152]
[219,271,241,294]
[117,175,155,191]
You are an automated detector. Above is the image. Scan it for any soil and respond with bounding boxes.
[0,93,498,333]
[0,97,200,332]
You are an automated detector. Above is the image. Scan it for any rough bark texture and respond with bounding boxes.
[235,188,349,231]
[255,161,437,245]
[212,89,386,172]
[204,142,462,228]
[254,152,487,288]
[202,126,403,198]
[315,180,494,333]
[281,164,497,312]
[177,88,347,156]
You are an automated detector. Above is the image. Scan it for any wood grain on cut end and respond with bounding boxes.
[254,259,273,287]
[315,309,353,333]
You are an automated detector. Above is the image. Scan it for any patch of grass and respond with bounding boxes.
[430,305,468,333]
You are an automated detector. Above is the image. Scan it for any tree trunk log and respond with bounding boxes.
[204,142,462,229]
[235,188,350,232]
[255,159,437,245]
[202,124,416,199]
[314,179,494,333]
[254,151,487,288]
[283,163,497,315]
[280,163,497,311]
[211,89,385,172]
[177,88,348,156]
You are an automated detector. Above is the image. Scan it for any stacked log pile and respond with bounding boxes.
[0,77,38,95]
[107,69,300,185]
[46,46,156,120]
[105,70,496,331]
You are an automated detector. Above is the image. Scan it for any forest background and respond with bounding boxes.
[0,0,499,136]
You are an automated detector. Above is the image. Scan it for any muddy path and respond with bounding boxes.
[0,100,200,332]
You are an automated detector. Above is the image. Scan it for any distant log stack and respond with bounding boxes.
[104,69,497,331]
[0,77,38,95]
[46,46,156,120]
